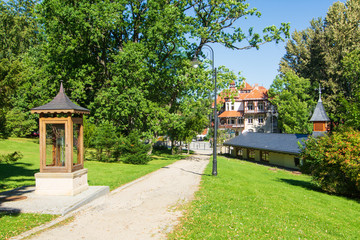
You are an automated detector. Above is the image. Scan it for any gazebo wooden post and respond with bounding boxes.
[31,82,90,196]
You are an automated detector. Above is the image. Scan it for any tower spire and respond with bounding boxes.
[60,80,64,93]
[316,83,324,102]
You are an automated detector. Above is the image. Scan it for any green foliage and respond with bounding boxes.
[169,157,360,239]
[0,0,290,141]
[5,108,36,137]
[279,0,360,124]
[122,131,151,165]
[92,121,118,162]
[300,128,360,197]
[339,49,360,129]
[83,115,96,149]
[0,151,23,163]
[269,72,314,134]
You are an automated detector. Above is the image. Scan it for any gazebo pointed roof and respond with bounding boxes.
[310,97,329,122]
[31,82,90,114]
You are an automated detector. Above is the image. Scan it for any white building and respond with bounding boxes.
[216,81,278,134]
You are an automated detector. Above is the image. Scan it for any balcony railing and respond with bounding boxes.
[219,124,244,129]
[244,108,266,114]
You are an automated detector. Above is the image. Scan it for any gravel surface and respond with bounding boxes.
[28,154,210,240]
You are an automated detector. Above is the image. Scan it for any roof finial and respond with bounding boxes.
[60,80,64,93]
[316,83,324,102]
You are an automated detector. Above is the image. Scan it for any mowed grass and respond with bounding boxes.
[0,138,185,191]
[0,212,57,240]
[85,151,186,190]
[169,156,360,239]
[0,138,40,191]
[0,138,186,239]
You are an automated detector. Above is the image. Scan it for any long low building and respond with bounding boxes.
[223,87,330,170]
[223,132,308,169]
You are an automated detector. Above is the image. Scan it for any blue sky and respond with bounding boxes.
[210,0,344,89]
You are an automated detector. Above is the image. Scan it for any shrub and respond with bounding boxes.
[0,151,23,163]
[122,131,151,165]
[300,129,360,197]
[92,121,118,162]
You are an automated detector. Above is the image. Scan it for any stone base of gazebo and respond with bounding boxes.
[35,169,89,196]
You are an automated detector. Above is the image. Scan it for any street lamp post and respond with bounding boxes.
[192,45,217,176]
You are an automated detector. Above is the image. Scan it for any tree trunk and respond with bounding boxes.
[147,139,153,155]
[171,139,175,155]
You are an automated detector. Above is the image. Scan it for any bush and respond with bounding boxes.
[122,131,151,165]
[300,129,360,197]
[92,121,118,162]
[0,151,23,163]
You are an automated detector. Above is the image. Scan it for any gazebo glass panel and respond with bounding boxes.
[46,124,66,167]
[73,123,81,165]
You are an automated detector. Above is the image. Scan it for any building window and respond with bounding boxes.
[248,149,255,160]
[248,116,253,124]
[238,117,244,125]
[294,157,300,166]
[258,115,264,124]
[230,102,235,110]
[231,119,235,124]
[261,151,269,162]
[258,102,264,111]
[237,149,243,158]
[226,103,230,111]
[248,102,253,110]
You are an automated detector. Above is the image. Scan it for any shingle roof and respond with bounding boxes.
[310,99,330,122]
[224,132,308,155]
[31,82,90,114]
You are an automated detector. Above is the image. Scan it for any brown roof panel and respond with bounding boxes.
[31,82,90,114]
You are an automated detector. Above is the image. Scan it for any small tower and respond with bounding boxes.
[31,81,90,195]
[310,84,330,137]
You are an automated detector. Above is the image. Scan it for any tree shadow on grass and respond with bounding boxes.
[0,162,37,191]
[280,178,360,202]
[279,178,323,192]
[0,209,21,217]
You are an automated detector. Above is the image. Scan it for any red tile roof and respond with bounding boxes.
[213,81,268,107]
[201,128,208,135]
[218,111,243,118]
[245,88,268,99]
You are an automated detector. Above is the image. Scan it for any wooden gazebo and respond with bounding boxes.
[31,81,90,195]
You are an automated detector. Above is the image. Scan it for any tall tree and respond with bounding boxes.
[269,72,314,134]
[1,0,290,140]
[0,0,39,137]
[279,0,360,124]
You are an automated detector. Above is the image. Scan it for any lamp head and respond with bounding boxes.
[191,56,200,68]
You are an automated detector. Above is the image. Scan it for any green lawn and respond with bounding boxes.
[0,138,185,239]
[0,138,40,191]
[85,151,186,190]
[0,138,184,192]
[169,156,360,239]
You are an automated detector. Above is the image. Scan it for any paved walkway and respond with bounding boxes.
[24,153,210,240]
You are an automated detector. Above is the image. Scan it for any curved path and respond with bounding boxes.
[29,154,209,240]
